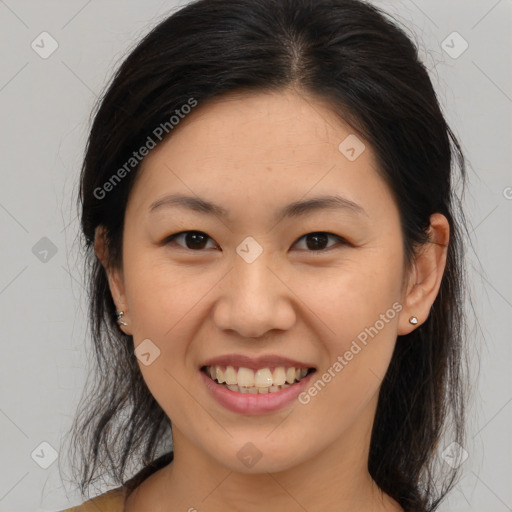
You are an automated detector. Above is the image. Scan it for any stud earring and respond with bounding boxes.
[409,316,418,325]
[116,311,128,326]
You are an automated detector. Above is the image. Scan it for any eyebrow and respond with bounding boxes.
[149,193,367,222]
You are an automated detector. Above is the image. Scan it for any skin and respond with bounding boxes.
[95,88,449,512]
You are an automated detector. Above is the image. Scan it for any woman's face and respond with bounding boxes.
[104,89,418,474]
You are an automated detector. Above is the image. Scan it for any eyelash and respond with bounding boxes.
[163,231,350,253]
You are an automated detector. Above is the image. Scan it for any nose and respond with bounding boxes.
[212,254,296,339]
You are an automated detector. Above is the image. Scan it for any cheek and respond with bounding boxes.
[301,251,403,344]
[300,254,402,389]
[295,250,404,419]
[122,240,209,340]
[121,255,208,425]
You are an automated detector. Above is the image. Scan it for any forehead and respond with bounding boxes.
[137,89,375,182]
[127,89,397,226]
[161,89,361,162]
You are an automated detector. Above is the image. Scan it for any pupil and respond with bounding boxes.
[186,231,207,249]
[307,233,327,250]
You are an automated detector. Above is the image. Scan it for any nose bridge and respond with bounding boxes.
[233,245,280,313]
[233,234,277,297]
[213,241,295,337]
[237,252,275,298]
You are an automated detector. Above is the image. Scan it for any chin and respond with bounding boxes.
[205,436,311,474]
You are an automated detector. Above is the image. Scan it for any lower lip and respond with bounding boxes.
[200,369,315,415]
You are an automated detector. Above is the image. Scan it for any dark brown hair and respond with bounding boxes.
[62,1,470,510]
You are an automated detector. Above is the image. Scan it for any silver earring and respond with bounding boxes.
[116,311,128,326]
[409,316,418,325]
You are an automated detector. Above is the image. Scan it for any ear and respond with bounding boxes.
[94,225,132,335]
[398,213,450,335]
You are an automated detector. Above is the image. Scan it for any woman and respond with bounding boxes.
[59,0,469,510]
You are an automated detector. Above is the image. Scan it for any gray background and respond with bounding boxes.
[0,1,510,511]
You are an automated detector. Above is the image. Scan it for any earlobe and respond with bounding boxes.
[94,226,131,334]
[398,213,450,335]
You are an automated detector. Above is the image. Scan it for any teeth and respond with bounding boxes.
[216,366,225,384]
[254,368,273,388]
[224,365,237,385]
[205,364,311,392]
[217,383,295,393]
[272,367,286,386]
[285,367,296,384]
[237,367,255,387]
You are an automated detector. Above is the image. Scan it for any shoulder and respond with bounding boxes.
[57,486,127,512]
[57,451,173,512]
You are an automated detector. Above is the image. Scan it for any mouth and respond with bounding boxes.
[199,354,318,414]
[201,364,316,394]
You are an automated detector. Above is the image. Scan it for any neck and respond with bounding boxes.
[135,403,402,512]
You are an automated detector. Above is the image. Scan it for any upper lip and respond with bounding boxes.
[200,354,316,371]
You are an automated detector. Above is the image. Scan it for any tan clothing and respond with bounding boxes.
[57,486,127,512]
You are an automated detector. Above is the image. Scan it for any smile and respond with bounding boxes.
[199,356,317,414]
[202,365,314,393]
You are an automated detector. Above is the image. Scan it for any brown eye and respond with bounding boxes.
[164,231,348,253]
[294,232,348,252]
[166,231,217,250]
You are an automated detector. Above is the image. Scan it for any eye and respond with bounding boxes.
[293,232,349,252]
[165,231,217,251]
[164,230,349,252]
